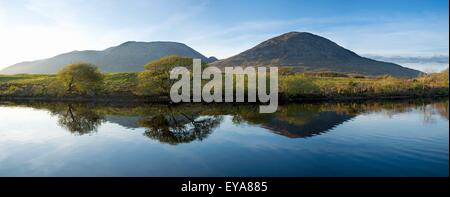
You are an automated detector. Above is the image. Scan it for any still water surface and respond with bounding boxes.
[0,100,448,176]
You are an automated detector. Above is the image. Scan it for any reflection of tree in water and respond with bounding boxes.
[419,104,436,124]
[138,108,223,145]
[433,100,449,120]
[56,104,105,135]
[2,98,448,140]
[418,100,449,123]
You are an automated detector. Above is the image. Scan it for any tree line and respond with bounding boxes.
[1,55,449,99]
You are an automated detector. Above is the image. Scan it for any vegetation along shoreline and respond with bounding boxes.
[0,55,448,104]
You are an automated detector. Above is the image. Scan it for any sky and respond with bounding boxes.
[0,0,448,71]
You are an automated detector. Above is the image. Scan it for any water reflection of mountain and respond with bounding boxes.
[105,115,141,129]
[260,112,354,138]
[1,99,448,143]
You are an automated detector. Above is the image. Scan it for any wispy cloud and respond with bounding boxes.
[367,55,449,73]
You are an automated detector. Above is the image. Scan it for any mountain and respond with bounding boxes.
[1,32,422,77]
[0,41,214,74]
[206,56,219,63]
[210,32,422,78]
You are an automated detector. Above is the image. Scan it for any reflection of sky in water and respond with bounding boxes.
[0,101,448,177]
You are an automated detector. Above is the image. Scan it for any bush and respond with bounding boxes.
[137,55,196,96]
[57,63,104,95]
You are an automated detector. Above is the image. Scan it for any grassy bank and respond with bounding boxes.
[279,70,449,101]
[0,70,448,102]
[0,73,139,97]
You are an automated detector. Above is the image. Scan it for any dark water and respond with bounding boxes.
[0,99,448,177]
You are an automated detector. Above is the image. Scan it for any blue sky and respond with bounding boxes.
[0,0,448,71]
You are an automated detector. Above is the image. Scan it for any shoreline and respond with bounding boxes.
[1,94,448,104]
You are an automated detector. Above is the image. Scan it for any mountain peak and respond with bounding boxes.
[211,32,421,78]
[236,31,357,63]
[118,40,186,45]
[268,32,324,42]
[112,41,188,49]
[275,31,315,38]
[258,31,340,49]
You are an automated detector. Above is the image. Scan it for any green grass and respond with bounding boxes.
[280,72,449,98]
[102,72,139,94]
[0,70,448,99]
[0,74,56,84]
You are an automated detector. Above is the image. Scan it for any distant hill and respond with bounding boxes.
[0,41,216,74]
[211,32,422,78]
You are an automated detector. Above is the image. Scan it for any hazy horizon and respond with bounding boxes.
[0,0,448,72]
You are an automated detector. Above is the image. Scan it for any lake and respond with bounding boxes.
[0,99,448,177]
